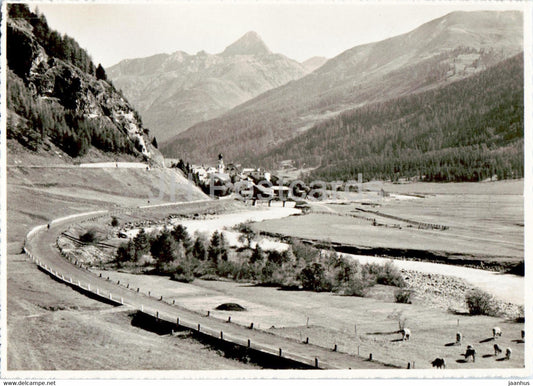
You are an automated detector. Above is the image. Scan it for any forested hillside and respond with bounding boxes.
[253,54,523,182]
[162,11,522,164]
[6,4,161,163]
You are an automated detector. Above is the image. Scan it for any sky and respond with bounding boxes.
[32,1,526,68]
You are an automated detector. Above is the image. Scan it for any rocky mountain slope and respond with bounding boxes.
[161,10,523,163]
[6,4,162,165]
[108,31,306,142]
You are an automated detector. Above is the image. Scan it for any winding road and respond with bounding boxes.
[24,204,390,370]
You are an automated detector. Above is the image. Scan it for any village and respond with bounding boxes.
[168,154,299,201]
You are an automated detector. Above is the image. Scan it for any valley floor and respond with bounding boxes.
[5,162,526,371]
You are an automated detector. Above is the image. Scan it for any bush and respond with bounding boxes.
[395,289,413,304]
[341,278,370,297]
[116,240,135,264]
[298,263,331,291]
[80,229,98,243]
[111,216,119,227]
[171,264,195,283]
[466,289,498,316]
[364,261,406,288]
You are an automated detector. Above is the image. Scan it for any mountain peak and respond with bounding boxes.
[222,31,271,56]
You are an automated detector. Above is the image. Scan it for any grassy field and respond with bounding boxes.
[92,270,525,370]
[252,180,523,268]
[6,159,525,372]
[6,161,253,370]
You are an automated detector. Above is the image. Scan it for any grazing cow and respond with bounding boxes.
[493,344,502,356]
[401,328,411,341]
[505,348,512,360]
[492,327,502,338]
[456,332,462,344]
[465,345,476,362]
[431,358,446,369]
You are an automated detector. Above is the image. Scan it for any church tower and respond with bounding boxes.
[218,153,225,173]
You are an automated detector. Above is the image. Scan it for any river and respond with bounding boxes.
[128,203,523,305]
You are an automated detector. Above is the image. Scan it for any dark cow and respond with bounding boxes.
[464,345,476,362]
[493,344,502,356]
[431,358,446,369]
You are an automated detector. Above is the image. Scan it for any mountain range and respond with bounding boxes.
[108,31,312,142]
[160,10,523,165]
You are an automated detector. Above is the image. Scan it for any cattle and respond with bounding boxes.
[493,344,502,356]
[492,327,502,338]
[465,345,476,362]
[505,348,512,360]
[431,358,446,369]
[456,332,462,344]
[401,328,411,341]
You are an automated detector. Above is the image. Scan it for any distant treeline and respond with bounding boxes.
[254,54,524,182]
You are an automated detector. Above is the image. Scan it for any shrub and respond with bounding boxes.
[298,263,331,292]
[363,261,406,288]
[171,264,195,283]
[111,216,119,227]
[80,229,98,243]
[466,289,499,316]
[395,289,413,304]
[341,278,370,297]
[116,240,135,264]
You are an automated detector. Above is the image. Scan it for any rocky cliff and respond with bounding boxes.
[6,4,163,165]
